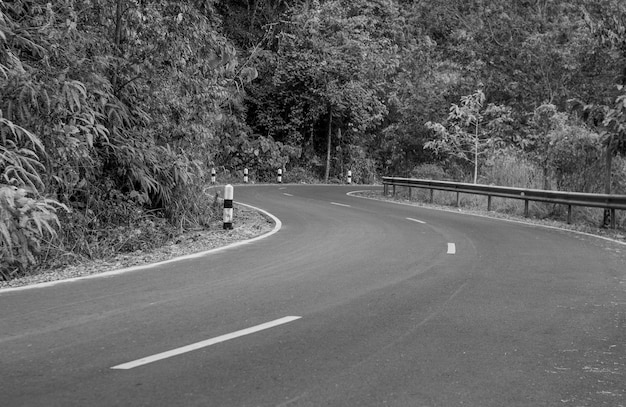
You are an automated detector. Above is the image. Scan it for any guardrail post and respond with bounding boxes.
[456,192,460,207]
[408,186,412,200]
[243,168,249,183]
[610,209,616,229]
[383,183,388,196]
[392,184,396,197]
[524,199,529,218]
[567,205,572,224]
[429,188,434,203]
[223,184,234,230]
[487,195,492,211]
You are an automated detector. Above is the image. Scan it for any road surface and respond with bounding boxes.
[2,185,625,406]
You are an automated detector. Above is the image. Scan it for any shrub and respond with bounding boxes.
[0,114,67,279]
[410,163,448,180]
[0,186,67,280]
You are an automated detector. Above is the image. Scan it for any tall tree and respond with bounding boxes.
[250,0,405,181]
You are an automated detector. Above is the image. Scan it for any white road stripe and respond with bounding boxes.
[111,316,302,370]
[447,243,456,254]
[283,193,294,197]
[330,202,351,207]
[406,217,426,224]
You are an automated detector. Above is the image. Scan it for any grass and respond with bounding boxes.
[406,155,626,230]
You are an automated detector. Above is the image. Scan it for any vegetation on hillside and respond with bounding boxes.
[2,0,626,279]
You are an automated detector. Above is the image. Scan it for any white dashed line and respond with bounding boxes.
[330,202,351,208]
[406,217,426,224]
[111,316,302,370]
[283,193,294,197]
[447,243,456,254]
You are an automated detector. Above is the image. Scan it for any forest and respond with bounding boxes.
[2,0,626,280]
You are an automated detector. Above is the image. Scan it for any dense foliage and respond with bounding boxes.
[2,0,626,279]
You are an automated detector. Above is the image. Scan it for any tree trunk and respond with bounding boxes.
[603,135,613,227]
[473,123,479,184]
[112,0,124,94]
[337,127,343,178]
[324,105,332,183]
[605,136,613,195]
[115,0,124,47]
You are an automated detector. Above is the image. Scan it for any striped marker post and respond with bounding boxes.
[223,184,234,230]
[347,170,352,184]
[277,168,283,184]
[243,168,249,183]
[211,168,216,184]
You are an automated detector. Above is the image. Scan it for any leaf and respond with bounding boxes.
[0,222,12,251]
[240,67,259,83]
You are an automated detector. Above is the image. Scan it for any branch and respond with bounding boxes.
[115,74,142,93]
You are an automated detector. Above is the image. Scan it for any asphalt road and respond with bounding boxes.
[2,185,625,406]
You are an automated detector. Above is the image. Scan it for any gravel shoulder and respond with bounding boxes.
[0,204,275,290]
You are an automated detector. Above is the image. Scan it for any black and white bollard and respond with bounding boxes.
[223,184,234,230]
[243,168,249,183]
[347,170,352,184]
[277,168,283,184]
[211,168,216,184]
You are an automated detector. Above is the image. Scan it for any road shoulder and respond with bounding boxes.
[0,204,276,290]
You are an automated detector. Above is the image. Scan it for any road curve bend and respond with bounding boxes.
[1,184,625,406]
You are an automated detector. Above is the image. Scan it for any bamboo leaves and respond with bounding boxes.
[0,185,67,279]
[0,113,67,278]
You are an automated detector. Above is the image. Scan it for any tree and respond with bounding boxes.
[600,89,626,197]
[0,0,259,277]
[249,0,397,181]
[425,90,512,183]
[568,0,626,224]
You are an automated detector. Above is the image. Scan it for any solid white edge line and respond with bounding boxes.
[111,316,301,370]
[330,202,351,207]
[447,243,456,254]
[347,190,626,247]
[1,202,282,294]
[406,217,426,224]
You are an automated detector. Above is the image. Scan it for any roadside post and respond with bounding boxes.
[277,168,283,184]
[211,168,216,184]
[223,184,234,230]
[347,170,352,184]
[244,168,249,183]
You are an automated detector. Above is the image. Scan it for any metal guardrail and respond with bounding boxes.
[382,177,626,228]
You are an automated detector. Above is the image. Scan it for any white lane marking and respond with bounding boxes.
[111,316,301,370]
[283,193,294,197]
[278,187,287,190]
[330,202,351,208]
[406,217,426,224]
[349,190,626,249]
[447,243,456,254]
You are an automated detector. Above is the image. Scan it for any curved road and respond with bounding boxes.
[1,185,625,406]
